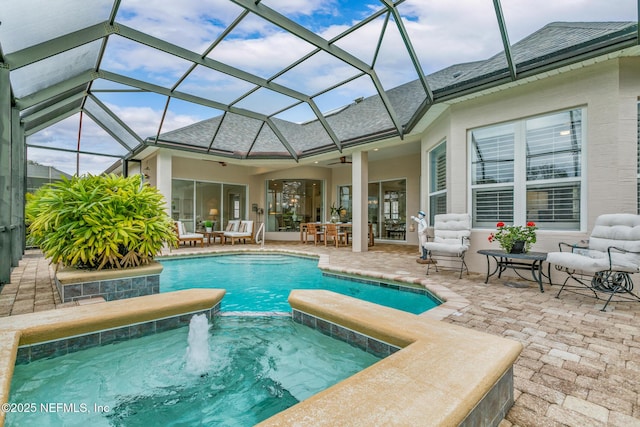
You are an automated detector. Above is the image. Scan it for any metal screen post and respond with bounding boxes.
[11,108,25,267]
[0,66,12,283]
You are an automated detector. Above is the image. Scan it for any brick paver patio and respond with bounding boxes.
[2,242,639,426]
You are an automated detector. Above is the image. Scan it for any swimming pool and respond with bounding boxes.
[7,316,380,427]
[159,254,439,314]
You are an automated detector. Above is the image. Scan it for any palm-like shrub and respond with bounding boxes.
[26,174,177,270]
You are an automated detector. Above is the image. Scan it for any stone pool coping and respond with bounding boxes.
[0,288,225,426]
[55,261,164,284]
[257,289,523,426]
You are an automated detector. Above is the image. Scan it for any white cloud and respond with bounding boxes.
[27,104,202,175]
[261,0,336,16]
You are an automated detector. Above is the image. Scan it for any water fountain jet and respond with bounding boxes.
[185,314,211,376]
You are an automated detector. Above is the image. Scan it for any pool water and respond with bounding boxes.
[7,316,380,427]
[159,254,439,314]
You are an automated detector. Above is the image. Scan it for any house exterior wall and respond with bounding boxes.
[146,56,640,275]
[422,57,640,273]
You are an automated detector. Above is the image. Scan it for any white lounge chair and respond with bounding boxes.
[422,213,471,278]
[547,213,640,311]
[174,221,204,247]
[223,220,254,245]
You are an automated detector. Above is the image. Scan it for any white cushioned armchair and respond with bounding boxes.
[546,213,640,310]
[422,213,471,278]
[174,221,204,247]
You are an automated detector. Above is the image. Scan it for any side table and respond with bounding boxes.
[203,231,225,245]
[477,249,550,293]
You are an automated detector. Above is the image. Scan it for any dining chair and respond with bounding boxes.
[306,223,325,245]
[325,223,346,247]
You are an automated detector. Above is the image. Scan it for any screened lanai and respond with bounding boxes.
[0,0,637,283]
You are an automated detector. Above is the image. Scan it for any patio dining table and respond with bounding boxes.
[300,222,375,246]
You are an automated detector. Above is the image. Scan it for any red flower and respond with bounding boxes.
[488,234,494,242]
[496,222,505,228]
[526,221,536,227]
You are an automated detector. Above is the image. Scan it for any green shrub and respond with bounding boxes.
[26,174,177,270]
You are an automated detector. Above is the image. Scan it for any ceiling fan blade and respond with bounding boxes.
[328,156,352,165]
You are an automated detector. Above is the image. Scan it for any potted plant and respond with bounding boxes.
[329,202,344,223]
[203,220,213,232]
[26,174,178,301]
[488,221,537,253]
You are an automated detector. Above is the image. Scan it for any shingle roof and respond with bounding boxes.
[155,21,637,160]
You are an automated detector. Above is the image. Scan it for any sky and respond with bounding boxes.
[17,0,637,175]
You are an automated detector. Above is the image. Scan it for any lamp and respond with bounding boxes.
[209,208,218,221]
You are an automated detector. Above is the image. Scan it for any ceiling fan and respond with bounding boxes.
[328,156,352,165]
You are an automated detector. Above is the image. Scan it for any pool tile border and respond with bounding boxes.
[292,309,400,358]
[321,271,441,299]
[55,274,161,303]
[16,303,221,364]
[460,366,515,427]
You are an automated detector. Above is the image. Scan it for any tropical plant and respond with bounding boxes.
[203,220,213,228]
[488,221,537,253]
[329,202,344,216]
[26,174,177,270]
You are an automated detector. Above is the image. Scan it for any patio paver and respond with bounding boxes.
[2,243,639,426]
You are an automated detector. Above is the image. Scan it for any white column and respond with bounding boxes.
[352,151,368,252]
[155,151,173,216]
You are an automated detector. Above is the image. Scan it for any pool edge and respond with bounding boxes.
[0,289,225,427]
[263,289,523,427]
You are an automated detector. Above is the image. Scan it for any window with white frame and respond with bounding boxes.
[471,108,583,230]
[429,141,447,225]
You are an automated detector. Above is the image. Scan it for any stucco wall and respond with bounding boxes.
[420,57,640,274]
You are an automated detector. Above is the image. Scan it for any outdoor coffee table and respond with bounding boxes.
[477,249,550,293]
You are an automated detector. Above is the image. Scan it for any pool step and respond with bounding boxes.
[214,255,298,265]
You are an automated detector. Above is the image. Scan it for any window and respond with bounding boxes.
[339,185,352,220]
[172,179,246,232]
[339,179,407,240]
[196,181,222,230]
[382,180,407,240]
[429,141,447,225]
[266,179,323,232]
[471,108,583,230]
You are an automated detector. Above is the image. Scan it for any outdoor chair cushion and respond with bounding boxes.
[423,213,471,256]
[225,220,241,232]
[423,241,469,256]
[224,220,253,237]
[176,221,204,239]
[547,213,640,274]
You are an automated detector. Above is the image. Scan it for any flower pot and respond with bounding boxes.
[330,212,340,223]
[510,240,526,254]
